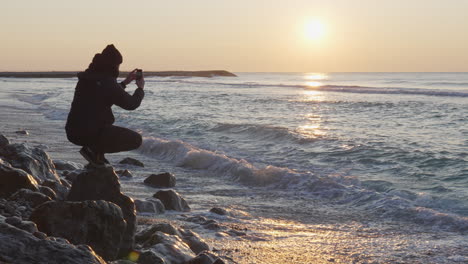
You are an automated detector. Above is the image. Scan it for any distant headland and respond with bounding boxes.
[0,70,237,78]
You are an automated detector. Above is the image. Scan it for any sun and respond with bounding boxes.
[304,20,326,41]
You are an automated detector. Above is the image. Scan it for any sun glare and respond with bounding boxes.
[305,20,326,41]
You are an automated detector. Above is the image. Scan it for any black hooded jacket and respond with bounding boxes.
[65,71,144,146]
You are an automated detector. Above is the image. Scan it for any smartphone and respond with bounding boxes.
[136,69,143,80]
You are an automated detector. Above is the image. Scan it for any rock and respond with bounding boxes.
[143,231,195,264]
[0,134,9,147]
[0,163,39,198]
[179,229,210,254]
[30,200,127,261]
[53,160,83,171]
[135,223,181,245]
[41,179,69,201]
[209,207,228,216]
[119,157,144,167]
[33,231,47,239]
[9,188,52,209]
[135,199,165,214]
[144,173,176,188]
[5,217,38,234]
[0,222,106,264]
[138,250,166,264]
[15,130,29,135]
[116,169,133,178]
[186,253,215,264]
[0,198,21,218]
[153,190,190,212]
[39,186,57,200]
[67,166,136,258]
[60,178,72,188]
[0,143,60,183]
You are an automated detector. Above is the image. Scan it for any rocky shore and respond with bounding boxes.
[0,134,236,264]
[0,71,237,78]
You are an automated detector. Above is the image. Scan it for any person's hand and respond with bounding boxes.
[136,75,145,89]
[123,69,138,85]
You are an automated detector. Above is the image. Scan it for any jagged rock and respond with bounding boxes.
[116,169,133,178]
[138,250,166,264]
[153,190,190,212]
[0,163,39,198]
[30,200,126,261]
[0,222,106,264]
[0,143,60,183]
[179,229,210,254]
[15,130,29,135]
[9,188,52,209]
[209,207,228,216]
[67,166,136,258]
[5,216,38,234]
[0,134,9,147]
[142,231,195,264]
[42,179,69,200]
[53,160,83,171]
[136,223,181,245]
[135,199,165,214]
[144,173,176,188]
[119,157,144,167]
[38,186,57,200]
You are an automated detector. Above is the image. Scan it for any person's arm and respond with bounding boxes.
[108,79,145,110]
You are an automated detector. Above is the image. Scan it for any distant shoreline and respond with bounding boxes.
[0,70,237,78]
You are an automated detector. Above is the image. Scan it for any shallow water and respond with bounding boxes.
[1,72,467,263]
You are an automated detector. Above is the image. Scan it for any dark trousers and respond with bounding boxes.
[90,125,142,154]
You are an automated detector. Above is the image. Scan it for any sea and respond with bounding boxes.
[1,72,467,263]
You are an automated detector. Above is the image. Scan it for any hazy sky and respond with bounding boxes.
[1,0,467,72]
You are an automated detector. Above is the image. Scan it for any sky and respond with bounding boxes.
[1,0,468,72]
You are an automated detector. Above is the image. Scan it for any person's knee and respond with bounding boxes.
[132,133,143,150]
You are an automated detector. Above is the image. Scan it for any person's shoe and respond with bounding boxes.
[79,147,104,165]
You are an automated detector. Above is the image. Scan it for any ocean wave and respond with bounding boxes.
[210,123,322,143]
[147,78,468,98]
[138,135,468,232]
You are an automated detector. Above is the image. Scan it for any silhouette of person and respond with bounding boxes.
[66,44,145,165]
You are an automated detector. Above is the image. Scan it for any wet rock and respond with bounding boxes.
[209,207,228,216]
[138,250,166,264]
[136,223,181,245]
[60,178,72,188]
[42,179,69,200]
[153,190,190,212]
[9,188,52,209]
[15,130,29,135]
[135,199,165,214]
[0,134,9,147]
[39,185,57,200]
[33,230,47,239]
[67,166,136,258]
[30,200,127,261]
[116,169,133,178]
[144,173,176,188]
[179,229,210,254]
[0,222,106,264]
[119,157,144,167]
[53,160,83,171]
[0,143,60,183]
[142,231,195,264]
[0,163,39,198]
